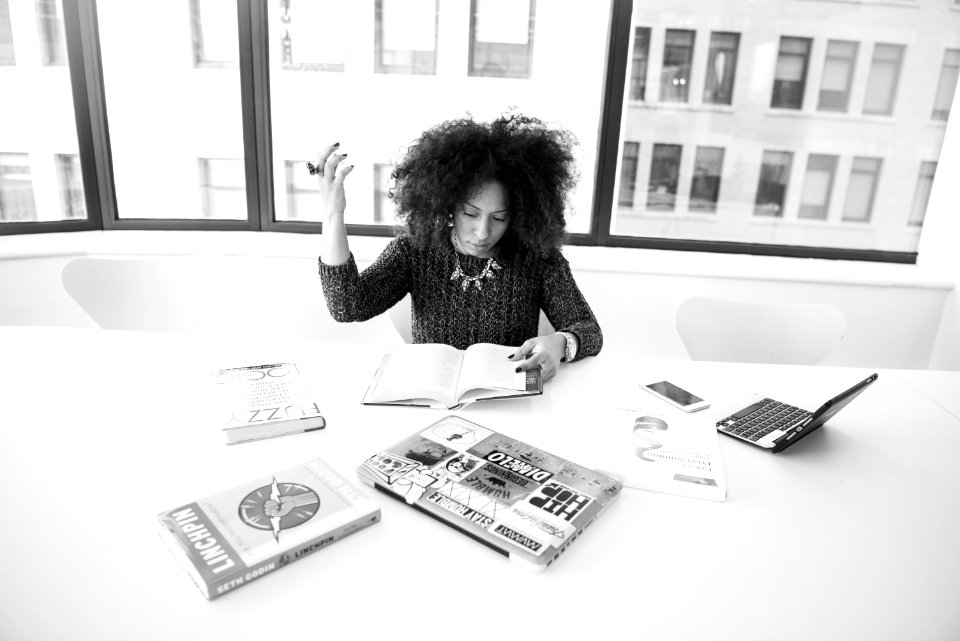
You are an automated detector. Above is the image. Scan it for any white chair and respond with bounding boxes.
[388,293,556,344]
[388,294,414,343]
[61,255,402,343]
[675,296,847,365]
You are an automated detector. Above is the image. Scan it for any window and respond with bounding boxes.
[618,142,639,207]
[798,154,838,220]
[908,161,936,227]
[375,0,438,75]
[191,0,238,68]
[373,164,395,223]
[863,43,904,116]
[266,0,608,233]
[56,154,85,220]
[629,27,650,101]
[279,0,346,71]
[0,154,37,222]
[99,0,247,221]
[36,0,66,66]
[1,0,14,65]
[660,29,695,103]
[647,144,682,211]
[703,32,739,105]
[610,0,957,258]
[754,151,793,217]
[818,40,858,112]
[689,147,724,212]
[468,0,535,79]
[283,160,321,221]
[198,158,245,219]
[842,157,882,222]
[772,37,812,109]
[932,49,960,121]
[0,1,86,226]
[6,0,960,263]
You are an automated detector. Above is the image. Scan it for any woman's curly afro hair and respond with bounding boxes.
[391,113,578,259]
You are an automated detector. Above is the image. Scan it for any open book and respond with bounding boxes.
[362,343,543,409]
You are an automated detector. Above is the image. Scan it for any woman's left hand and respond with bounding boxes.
[508,334,567,382]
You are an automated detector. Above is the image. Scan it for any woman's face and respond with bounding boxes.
[452,180,510,258]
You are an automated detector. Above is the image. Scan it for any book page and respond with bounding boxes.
[456,343,528,399]
[367,343,464,406]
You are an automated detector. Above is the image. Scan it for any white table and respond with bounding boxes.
[1,326,958,641]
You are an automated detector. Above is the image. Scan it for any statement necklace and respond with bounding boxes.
[450,233,501,292]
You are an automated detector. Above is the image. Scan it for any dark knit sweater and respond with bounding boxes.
[317,235,602,360]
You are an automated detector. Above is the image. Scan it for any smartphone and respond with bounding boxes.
[642,380,711,412]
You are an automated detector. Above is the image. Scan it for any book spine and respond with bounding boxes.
[206,508,381,600]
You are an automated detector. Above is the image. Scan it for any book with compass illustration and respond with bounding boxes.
[157,458,380,600]
[362,343,542,410]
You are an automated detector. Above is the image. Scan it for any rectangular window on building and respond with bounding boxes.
[278,0,346,71]
[55,154,85,220]
[1,0,14,65]
[647,144,682,211]
[818,40,858,112]
[618,141,640,207]
[0,154,38,223]
[468,0,535,79]
[689,146,724,212]
[629,27,651,101]
[754,150,793,217]
[36,0,66,66]
[908,161,936,226]
[798,153,838,220]
[863,43,904,116]
[375,0,438,75]
[772,36,812,109]
[190,0,238,67]
[660,29,695,103]
[373,164,395,223]
[703,32,739,105]
[198,158,246,219]
[842,156,882,222]
[932,49,960,121]
[283,160,321,221]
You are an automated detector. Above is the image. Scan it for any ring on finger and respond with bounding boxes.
[306,162,321,176]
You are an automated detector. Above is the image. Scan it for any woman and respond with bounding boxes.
[314,113,601,381]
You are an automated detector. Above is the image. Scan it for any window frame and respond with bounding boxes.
[1,0,933,264]
[467,0,536,80]
[862,42,905,116]
[703,31,739,106]
[374,0,439,76]
[817,39,858,113]
[771,36,813,110]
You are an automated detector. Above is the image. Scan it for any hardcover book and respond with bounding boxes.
[157,458,380,600]
[362,343,542,410]
[215,362,326,445]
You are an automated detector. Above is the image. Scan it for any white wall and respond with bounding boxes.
[0,229,952,370]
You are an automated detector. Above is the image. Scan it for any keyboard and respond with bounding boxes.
[716,398,811,443]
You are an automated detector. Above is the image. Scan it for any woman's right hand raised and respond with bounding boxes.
[310,142,353,220]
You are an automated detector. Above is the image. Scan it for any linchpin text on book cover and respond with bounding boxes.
[157,458,380,599]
